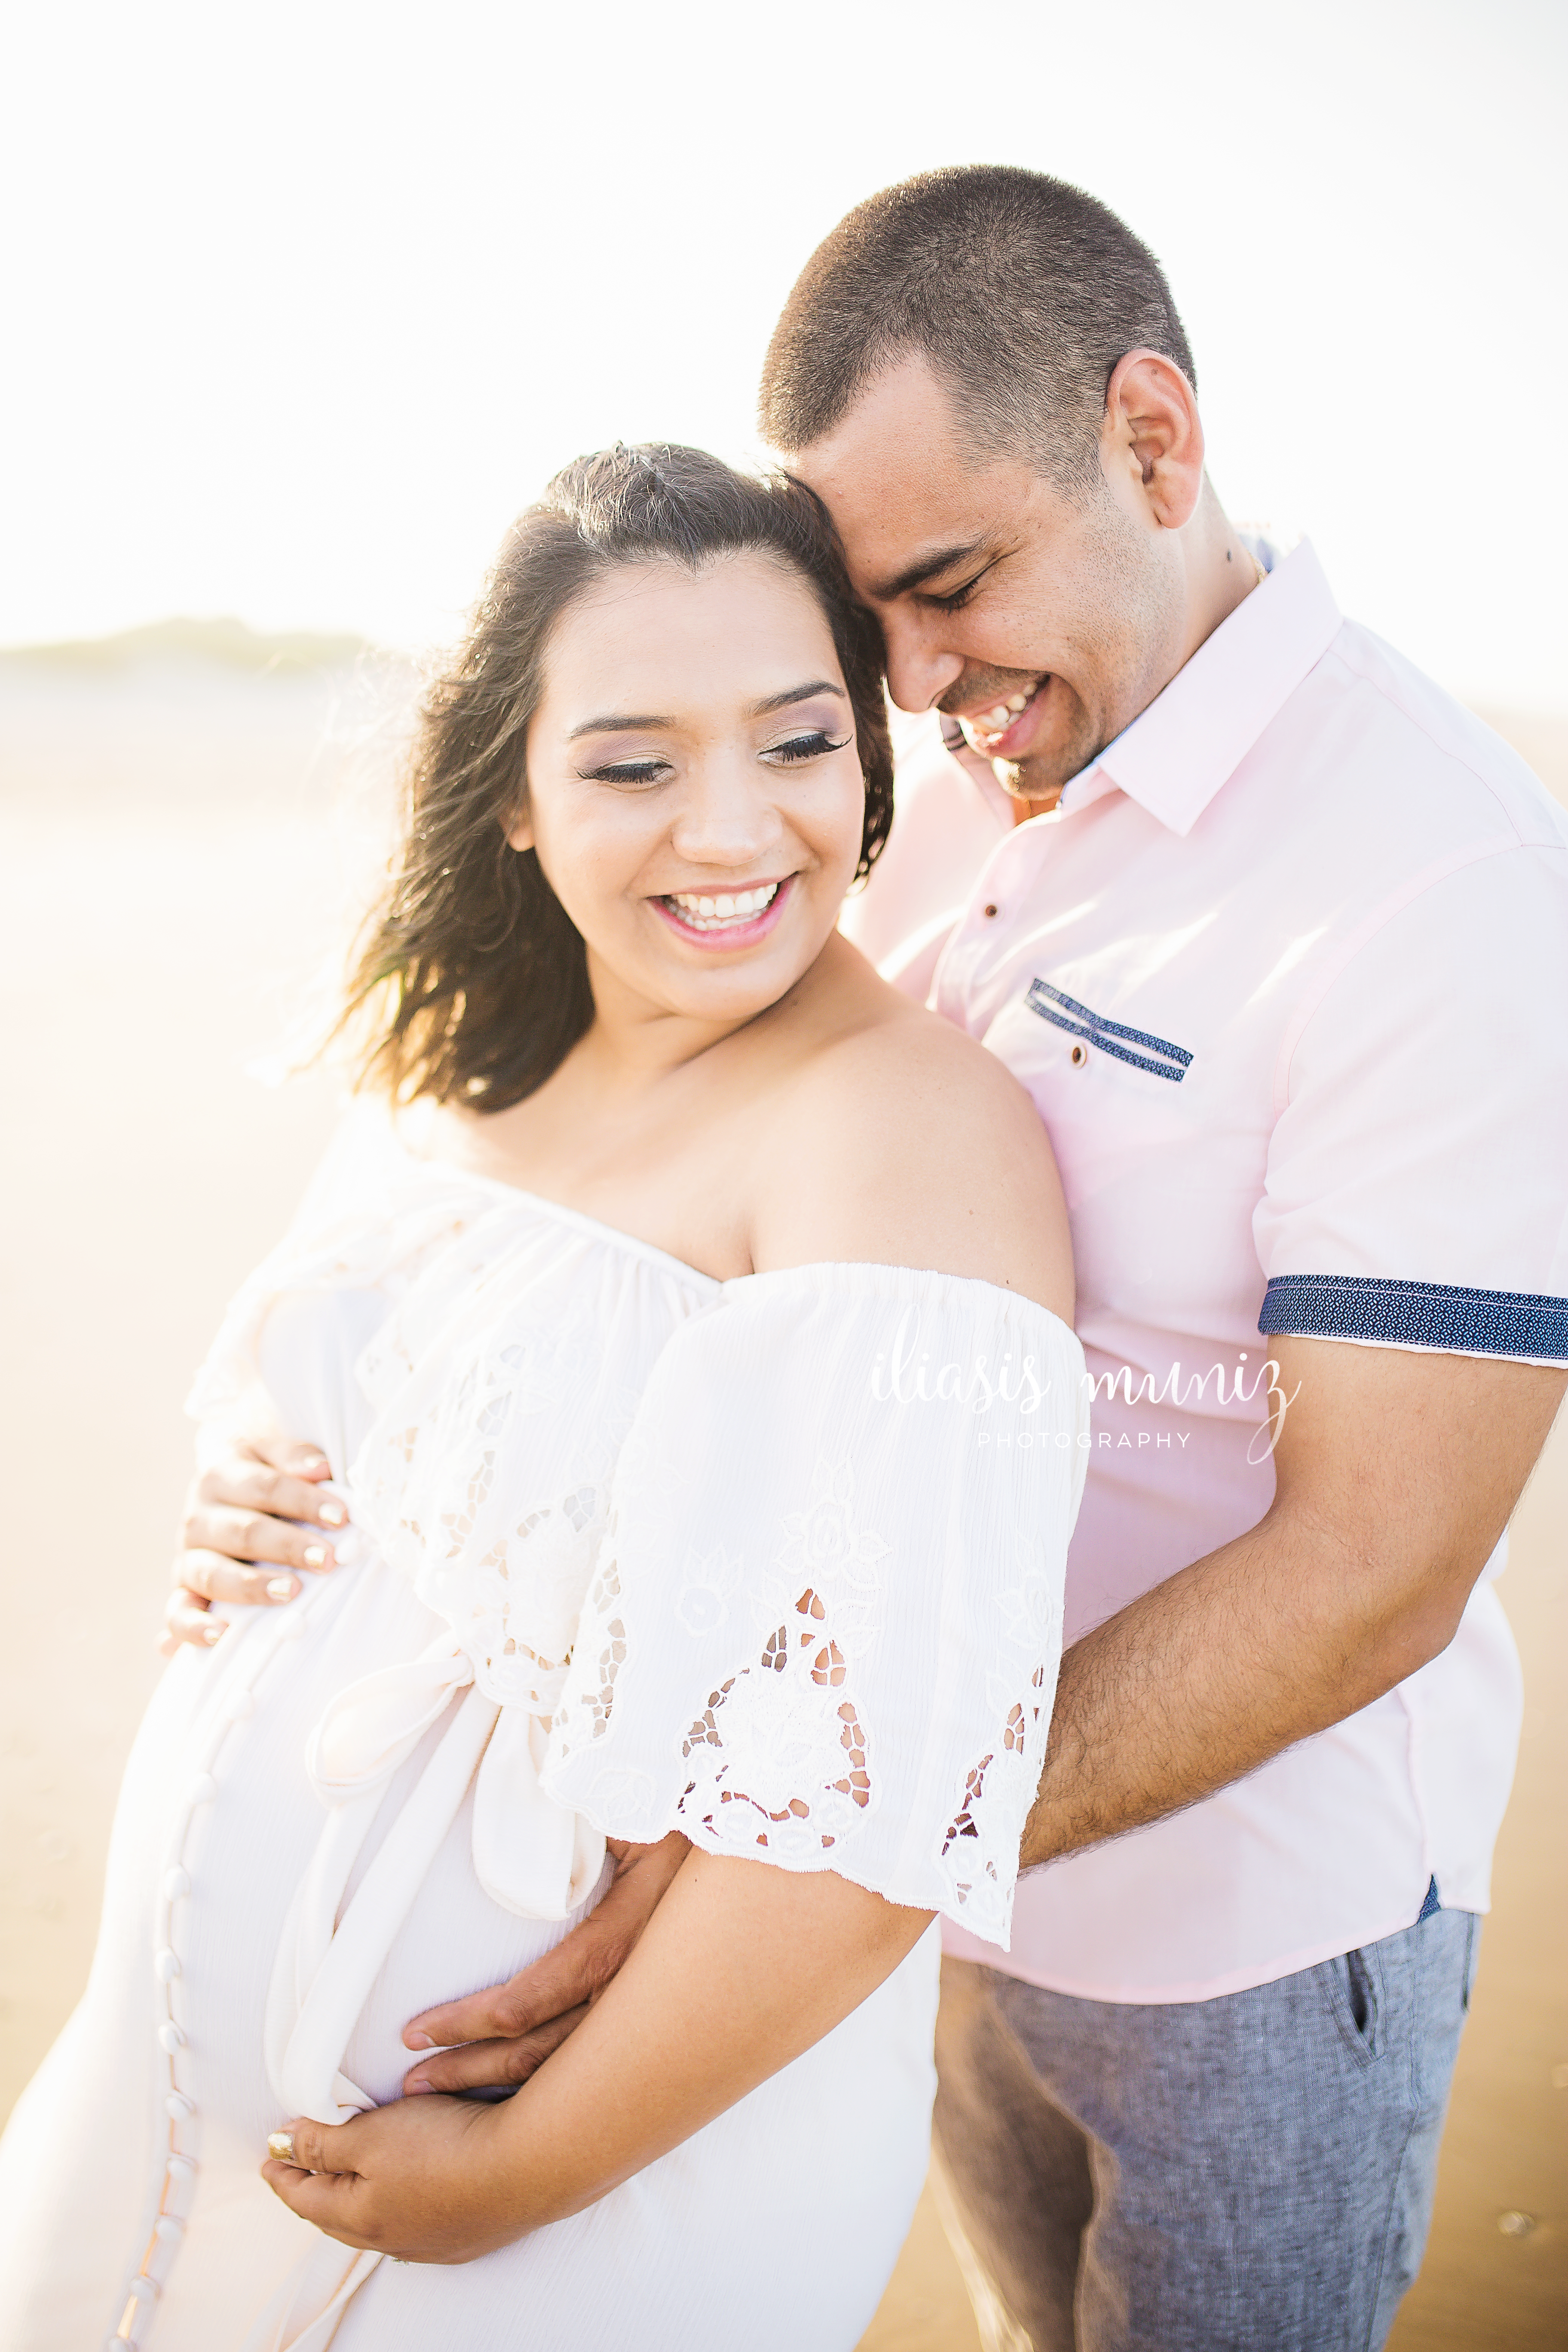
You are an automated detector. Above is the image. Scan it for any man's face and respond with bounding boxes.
[789,355,1187,807]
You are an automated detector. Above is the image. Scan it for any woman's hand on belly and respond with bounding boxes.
[263,2095,523,2264]
[268,1850,933,2254]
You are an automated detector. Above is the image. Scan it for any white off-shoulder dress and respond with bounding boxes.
[0,1114,1087,2352]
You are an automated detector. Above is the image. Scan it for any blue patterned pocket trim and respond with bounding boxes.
[1259,1275,1568,1361]
[1025,980,1193,1084]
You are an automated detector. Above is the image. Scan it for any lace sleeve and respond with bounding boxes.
[542,1262,1088,1946]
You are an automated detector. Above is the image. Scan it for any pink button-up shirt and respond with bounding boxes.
[843,541,1568,2001]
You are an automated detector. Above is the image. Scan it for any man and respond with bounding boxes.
[175,169,1568,2348]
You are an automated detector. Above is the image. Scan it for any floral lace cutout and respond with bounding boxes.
[584,1550,626,1738]
[671,1459,888,1862]
[941,1538,1063,1923]
[353,1257,665,1715]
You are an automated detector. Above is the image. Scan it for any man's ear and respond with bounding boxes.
[1099,349,1205,531]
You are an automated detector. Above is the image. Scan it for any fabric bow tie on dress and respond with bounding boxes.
[264,1633,606,2128]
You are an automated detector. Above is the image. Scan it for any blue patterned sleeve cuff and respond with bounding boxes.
[1259,1275,1568,1363]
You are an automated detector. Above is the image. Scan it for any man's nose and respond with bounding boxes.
[881,616,964,717]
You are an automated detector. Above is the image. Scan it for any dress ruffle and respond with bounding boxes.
[189,1113,1087,1961]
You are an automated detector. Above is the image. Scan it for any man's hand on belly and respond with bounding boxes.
[398,1834,690,2095]
[163,1409,350,1653]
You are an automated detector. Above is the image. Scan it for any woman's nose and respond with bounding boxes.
[668,766,786,867]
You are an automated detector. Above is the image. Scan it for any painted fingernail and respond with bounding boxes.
[204,1621,226,1646]
[292,1449,328,1474]
[266,1576,297,1601]
[267,2130,296,2162]
[404,2030,434,2049]
[318,1499,348,1528]
[302,1545,331,1570]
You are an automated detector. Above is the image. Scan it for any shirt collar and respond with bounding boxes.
[1056,539,1343,837]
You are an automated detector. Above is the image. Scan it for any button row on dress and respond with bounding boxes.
[125,1579,310,2343]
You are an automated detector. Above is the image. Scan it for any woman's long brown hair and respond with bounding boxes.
[338,444,894,1113]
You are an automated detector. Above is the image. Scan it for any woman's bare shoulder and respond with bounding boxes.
[751,974,1074,1320]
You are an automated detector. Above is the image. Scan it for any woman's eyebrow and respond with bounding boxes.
[568,710,675,741]
[569,682,844,741]
[746,680,845,717]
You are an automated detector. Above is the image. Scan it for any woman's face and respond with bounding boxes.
[512,551,868,1033]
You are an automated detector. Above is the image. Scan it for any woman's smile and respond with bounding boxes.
[650,873,794,949]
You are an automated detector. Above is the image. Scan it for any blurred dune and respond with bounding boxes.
[0,614,374,676]
[0,640,1562,2348]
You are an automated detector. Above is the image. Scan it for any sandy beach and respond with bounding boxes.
[1,643,1562,2347]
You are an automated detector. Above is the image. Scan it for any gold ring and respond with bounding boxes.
[267,2131,297,2162]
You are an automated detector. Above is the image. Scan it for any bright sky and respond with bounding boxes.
[4,0,1564,709]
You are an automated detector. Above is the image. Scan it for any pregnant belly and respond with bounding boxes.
[156,1554,606,2170]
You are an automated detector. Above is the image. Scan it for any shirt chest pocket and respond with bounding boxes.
[1024,979,1194,1085]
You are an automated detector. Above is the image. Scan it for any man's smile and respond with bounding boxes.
[953,675,1050,760]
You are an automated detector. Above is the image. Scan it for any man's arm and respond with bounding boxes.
[404,1334,1562,2086]
[175,1336,1563,2083]
[1020,1334,1565,1868]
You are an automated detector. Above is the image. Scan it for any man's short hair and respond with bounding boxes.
[758,165,1196,495]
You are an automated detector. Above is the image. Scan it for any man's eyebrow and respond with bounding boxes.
[568,681,843,740]
[869,539,988,603]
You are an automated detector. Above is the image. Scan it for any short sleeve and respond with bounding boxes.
[541,1263,1088,1948]
[1254,842,1568,1362]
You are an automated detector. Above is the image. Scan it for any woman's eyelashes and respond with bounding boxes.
[762,728,850,765]
[581,756,671,788]
[578,729,848,787]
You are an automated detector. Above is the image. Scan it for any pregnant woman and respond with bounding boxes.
[1,445,1085,2350]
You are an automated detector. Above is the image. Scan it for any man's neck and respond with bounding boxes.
[1176,476,1260,672]
[1001,480,1260,825]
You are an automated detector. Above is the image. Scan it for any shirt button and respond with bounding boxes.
[1069,1043,1090,1068]
[983,903,999,919]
